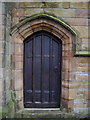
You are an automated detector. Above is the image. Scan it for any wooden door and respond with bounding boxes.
[24,31,62,108]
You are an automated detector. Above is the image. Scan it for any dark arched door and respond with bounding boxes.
[24,31,62,108]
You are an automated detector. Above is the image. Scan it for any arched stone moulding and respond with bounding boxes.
[10,13,80,110]
[10,13,78,54]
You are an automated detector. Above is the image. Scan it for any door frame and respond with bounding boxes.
[23,30,62,108]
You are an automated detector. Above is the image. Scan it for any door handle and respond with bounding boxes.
[54,66,58,72]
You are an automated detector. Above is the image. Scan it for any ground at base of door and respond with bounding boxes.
[14,109,90,119]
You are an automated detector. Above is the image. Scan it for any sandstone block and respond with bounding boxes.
[0,41,3,54]
[14,79,23,91]
[62,2,70,8]
[12,55,23,62]
[62,87,69,99]
[62,57,69,71]
[12,17,19,26]
[70,2,88,9]
[81,42,90,51]
[74,103,87,108]
[68,88,77,100]
[78,63,90,67]
[62,71,69,81]
[74,26,88,38]
[63,18,88,26]
[25,8,43,16]
[17,100,24,109]
[12,35,23,44]
[15,90,23,101]
[75,9,88,18]
[62,86,77,100]
[78,58,90,63]
[53,9,75,17]
[62,81,80,88]
[68,57,77,72]
[15,62,23,70]
[77,67,90,72]
[81,38,89,43]
[0,68,3,79]
[76,74,88,81]
[12,8,25,17]
[20,2,38,8]
[61,98,73,108]
[13,70,23,80]
[87,100,90,107]
[14,44,23,55]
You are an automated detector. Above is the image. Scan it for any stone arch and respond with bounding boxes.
[10,13,79,110]
[10,13,79,54]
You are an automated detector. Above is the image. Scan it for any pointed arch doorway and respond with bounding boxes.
[24,31,62,108]
[11,14,78,110]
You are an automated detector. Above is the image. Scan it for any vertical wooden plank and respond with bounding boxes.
[42,34,50,104]
[24,39,33,106]
[33,35,42,103]
[49,38,53,103]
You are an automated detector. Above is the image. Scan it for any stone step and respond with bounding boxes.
[15,109,77,119]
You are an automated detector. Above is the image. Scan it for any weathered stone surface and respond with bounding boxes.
[12,35,23,44]
[81,42,90,51]
[13,43,23,55]
[76,74,88,81]
[0,3,2,15]
[0,25,5,39]
[41,2,59,8]
[25,8,43,16]
[77,67,90,72]
[62,57,69,71]
[62,87,69,99]
[62,71,69,81]
[74,103,87,108]
[62,18,88,26]
[17,100,24,109]
[77,63,90,67]
[20,2,39,8]
[81,38,89,43]
[61,98,73,108]
[64,44,72,50]
[62,2,70,9]
[74,26,88,38]
[12,8,25,17]
[70,2,88,9]
[53,8,75,17]
[62,57,76,72]
[20,2,60,9]
[14,62,23,70]
[87,100,90,107]
[13,70,23,80]
[62,86,79,100]
[0,79,2,100]
[12,55,23,62]
[62,81,80,88]
[73,107,90,115]
[0,41,3,54]
[69,89,77,100]
[14,78,23,91]
[0,68,3,79]
[78,58,90,63]
[1,2,90,118]
[12,17,19,26]
[75,9,88,18]
[15,90,23,101]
